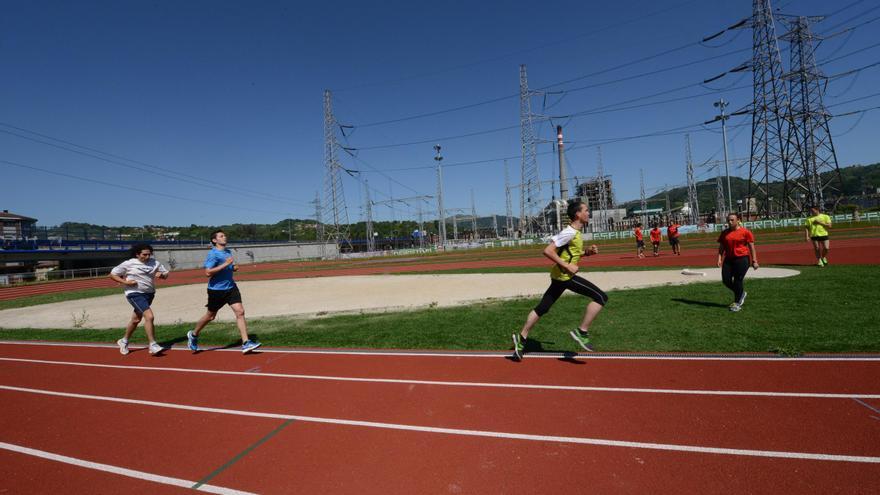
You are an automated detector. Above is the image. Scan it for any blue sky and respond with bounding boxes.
[2,0,878,227]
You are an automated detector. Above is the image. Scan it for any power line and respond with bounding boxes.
[549,47,751,95]
[350,25,746,128]
[827,59,880,80]
[818,41,880,67]
[553,83,752,121]
[826,90,880,108]
[339,147,429,197]
[0,123,310,208]
[330,0,703,93]
[0,158,299,216]
[356,21,880,152]
[351,44,748,130]
[823,0,868,18]
[348,1,880,135]
[819,2,880,34]
[353,80,751,151]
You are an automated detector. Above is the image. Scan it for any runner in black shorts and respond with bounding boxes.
[187,230,261,354]
[804,206,832,267]
[512,201,607,360]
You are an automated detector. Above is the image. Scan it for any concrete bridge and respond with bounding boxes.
[0,241,336,270]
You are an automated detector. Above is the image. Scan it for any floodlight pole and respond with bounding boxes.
[434,145,446,248]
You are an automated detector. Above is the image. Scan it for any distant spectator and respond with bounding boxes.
[633,223,645,259]
[805,206,832,267]
[649,224,662,257]
[667,222,681,255]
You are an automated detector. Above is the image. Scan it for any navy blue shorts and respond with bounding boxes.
[126,292,155,315]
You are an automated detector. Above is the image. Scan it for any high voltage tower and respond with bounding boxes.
[470,189,478,238]
[322,90,352,252]
[639,169,647,225]
[519,64,542,234]
[595,146,609,232]
[371,194,434,248]
[741,0,797,217]
[781,15,843,210]
[504,160,514,235]
[311,192,324,257]
[685,134,700,225]
[445,208,470,240]
[363,180,375,252]
[715,173,728,220]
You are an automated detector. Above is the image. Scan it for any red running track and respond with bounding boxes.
[1,342,878,493]
[2,237,879,301]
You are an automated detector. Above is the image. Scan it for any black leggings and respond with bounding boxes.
[721,256,750,302]
[534,275,608,317]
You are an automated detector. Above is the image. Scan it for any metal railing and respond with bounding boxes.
[0,265,118,287]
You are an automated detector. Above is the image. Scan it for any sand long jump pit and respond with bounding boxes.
[0,268,799,329]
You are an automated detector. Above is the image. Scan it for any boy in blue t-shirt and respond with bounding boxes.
[187,230,261,354]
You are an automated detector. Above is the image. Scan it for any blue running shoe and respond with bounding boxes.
[242,340,262,354]
[186,330,199,352]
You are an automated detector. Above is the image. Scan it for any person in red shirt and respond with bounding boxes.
[649,224,662,256]
[633,223,645,258]
[667,222,681,255]
[717,212,759,312]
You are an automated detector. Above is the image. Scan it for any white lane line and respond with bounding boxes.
[2,384,878,464]
[2,357,878,399]
[0,441,256,495]
[3,340,880,361]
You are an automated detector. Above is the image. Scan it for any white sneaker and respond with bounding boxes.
[117,339,129,355]
[148,342,164,355]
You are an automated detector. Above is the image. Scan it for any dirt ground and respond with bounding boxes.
[0,268,798,329]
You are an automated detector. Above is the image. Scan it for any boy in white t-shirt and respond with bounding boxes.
[109,243,170,355]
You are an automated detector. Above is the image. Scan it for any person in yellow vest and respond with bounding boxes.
[512,201,606,360]
[804,206,832,267]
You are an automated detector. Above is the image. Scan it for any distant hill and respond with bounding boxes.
[36,164,878,241]
[621,162,880,213]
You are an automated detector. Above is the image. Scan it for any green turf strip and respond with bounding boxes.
[2,265,878,354]
[0,288,120,312]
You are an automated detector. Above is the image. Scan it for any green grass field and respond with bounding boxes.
[2,265,878,354]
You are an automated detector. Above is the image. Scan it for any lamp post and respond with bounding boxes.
[708,99,734,217]
[434,145,446,249]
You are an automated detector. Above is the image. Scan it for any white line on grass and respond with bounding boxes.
[2,340,880,361]
[0,441,255,495]
[1,357,878,399]
[1,384,878,464]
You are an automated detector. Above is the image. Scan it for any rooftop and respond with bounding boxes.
[0,210,37,222]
